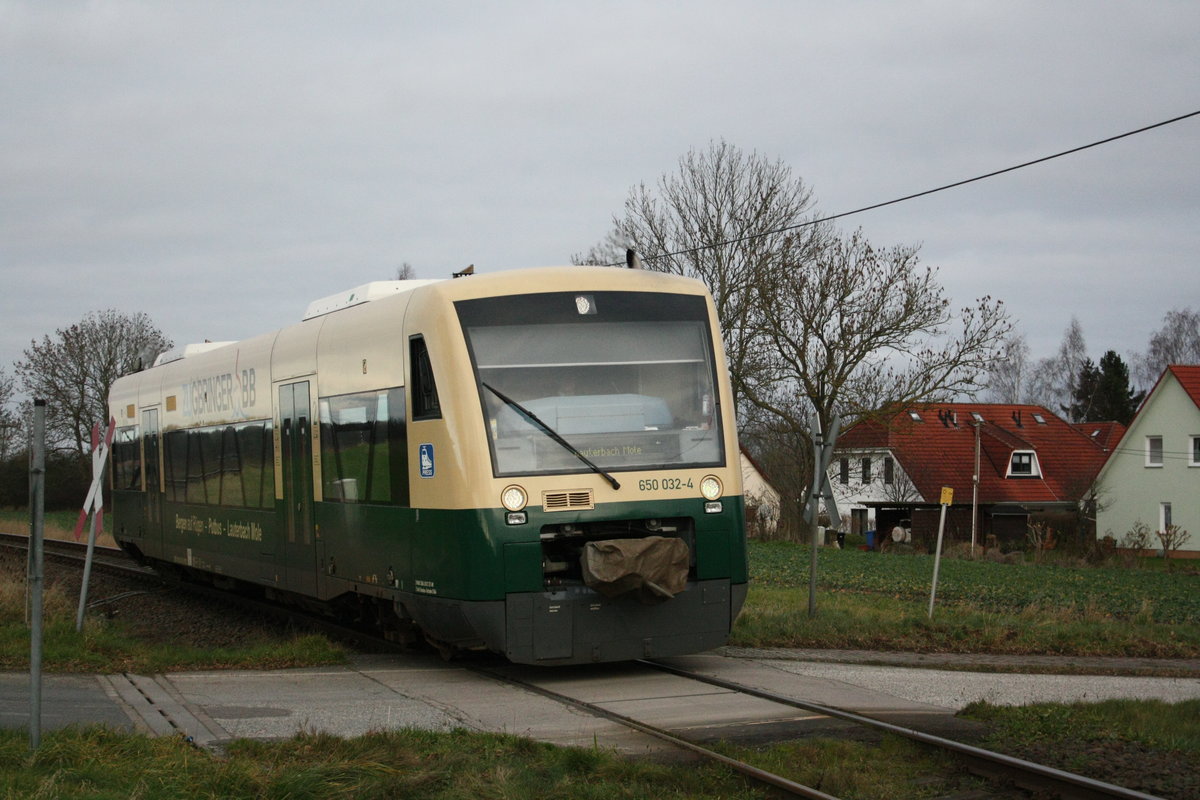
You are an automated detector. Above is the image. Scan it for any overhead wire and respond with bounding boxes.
[610,109,1200,266]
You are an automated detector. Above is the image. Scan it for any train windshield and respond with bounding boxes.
[457,291,725,477]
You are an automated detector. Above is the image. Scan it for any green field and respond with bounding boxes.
[732,541,1200,658]
[748,540,1199,622]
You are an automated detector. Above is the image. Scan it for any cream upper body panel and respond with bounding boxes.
[108,266,741,510]
[111,332,277,431]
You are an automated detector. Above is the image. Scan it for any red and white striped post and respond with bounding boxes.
[75,418,115,632]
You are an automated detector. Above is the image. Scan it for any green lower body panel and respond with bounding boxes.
[405,579,747,665]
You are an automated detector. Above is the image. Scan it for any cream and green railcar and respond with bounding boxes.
[108,266,747,664]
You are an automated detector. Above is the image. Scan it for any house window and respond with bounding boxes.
[1145,436,1163,467]
[884,456,894,485]
[1190,436,1200,467]
[839,458,849,485]
[861,457,871,483]
[1161,502,1172,531]
[1008,451,1040,477]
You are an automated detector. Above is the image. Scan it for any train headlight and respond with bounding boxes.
[700,475,723,501]
[501,485,528,512]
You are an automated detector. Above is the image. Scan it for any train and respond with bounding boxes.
[108,266,748,665]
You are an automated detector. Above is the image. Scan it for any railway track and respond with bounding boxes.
[1,530,157,579]
[639,660,1164,800]
[472,658,1165,800]
[2,533,1170,799]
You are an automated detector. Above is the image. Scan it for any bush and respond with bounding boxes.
[1119,521,1154,567]
[0,450,90,511]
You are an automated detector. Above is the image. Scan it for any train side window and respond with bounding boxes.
[160,422,274,509]
[112,425,142,490]
[318,387,409,506]
[410,336,442,420]
[163,430,187,502]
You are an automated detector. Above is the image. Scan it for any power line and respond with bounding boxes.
[616,109,1200,266]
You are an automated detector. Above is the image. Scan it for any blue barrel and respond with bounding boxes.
[865,530,876,550]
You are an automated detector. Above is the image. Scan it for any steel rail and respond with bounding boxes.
[643,659,1164,800]
[469,664,843,800]
[1,532,153,576]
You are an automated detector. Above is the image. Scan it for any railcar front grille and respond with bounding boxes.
[542,490,594,511]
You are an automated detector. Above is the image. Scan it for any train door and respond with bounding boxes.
[142,408,161,548]
[279,380,318,596]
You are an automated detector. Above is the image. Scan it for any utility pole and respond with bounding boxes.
[805,413,841,618]
[29,400,46,751]
[971,419,981,556]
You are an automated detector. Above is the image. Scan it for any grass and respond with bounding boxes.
[0,727,768,800]
[964,698,1200,754]
[0,562,346,673]
[733,540,1200,658]
[0,509,115,548]
[960,699,1200,797]
[717,735,986,799]
[749,540,1199,622]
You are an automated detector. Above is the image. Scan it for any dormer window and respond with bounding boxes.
[908,411,922,422]
[1007,450,1040,478]
[1032,413,1046,425]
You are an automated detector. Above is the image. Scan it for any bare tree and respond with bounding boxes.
[739,405,812,539]
[748,228,1011,439]
[395,262,417,280]
[1156,524,1192,565]
[1025,317,1089,417]
[1135,307,1200,388]
[571,229,628,267]
[983,331,1031,403]
[574,140,827,410]
[579,144,1010,533]
[16,309,171,466]
[0,369,18,461]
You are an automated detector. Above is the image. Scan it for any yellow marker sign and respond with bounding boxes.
[940,486,954,505]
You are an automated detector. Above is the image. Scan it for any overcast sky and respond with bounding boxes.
[3,1,1197,397]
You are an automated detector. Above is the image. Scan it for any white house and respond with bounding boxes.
[1094,365,1200,555]
[828,444,920,534]
[739,448,780,537]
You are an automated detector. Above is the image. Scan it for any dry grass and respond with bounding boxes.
[0,510,117,549]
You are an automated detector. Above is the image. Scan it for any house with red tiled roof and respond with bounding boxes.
[832,403,1117,549]
[1094,365,1200,556]
[1072,421,1127,453]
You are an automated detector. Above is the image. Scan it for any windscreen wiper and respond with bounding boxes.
[482,382,621,490]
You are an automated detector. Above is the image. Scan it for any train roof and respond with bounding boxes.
[161,267,710,361]
[303,279,443,320]
[132,266,713,378]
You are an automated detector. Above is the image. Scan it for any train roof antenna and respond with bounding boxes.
[625,249,644,270]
